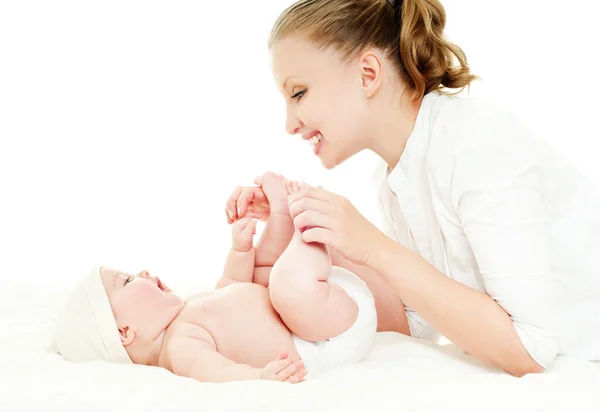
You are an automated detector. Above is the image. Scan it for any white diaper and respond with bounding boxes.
[292,266,377,377]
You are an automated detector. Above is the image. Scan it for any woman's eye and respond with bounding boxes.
[292,90,305,101]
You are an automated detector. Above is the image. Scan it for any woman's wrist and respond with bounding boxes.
[367,232,408,276]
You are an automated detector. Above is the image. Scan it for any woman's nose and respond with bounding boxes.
[285,108,302,136]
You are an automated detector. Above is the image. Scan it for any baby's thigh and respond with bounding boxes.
[292,268,378,374]
[269,264,359,342]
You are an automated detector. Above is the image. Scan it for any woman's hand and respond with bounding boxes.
[287,186,387,265]
[224,172,292,224]
[225,185,270,224]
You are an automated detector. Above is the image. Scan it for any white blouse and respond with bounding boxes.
[374,91,600,368]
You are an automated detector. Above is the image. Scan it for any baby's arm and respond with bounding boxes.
[253,173,296,286]
[217,249,255,288]
[170,337,262,382]
[216,216,257,288]
[253,212,294,287]
[168,336,306,383]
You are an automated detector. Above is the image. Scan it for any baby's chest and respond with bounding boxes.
[189,286,276,334]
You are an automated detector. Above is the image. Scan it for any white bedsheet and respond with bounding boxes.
[2,282,599,411]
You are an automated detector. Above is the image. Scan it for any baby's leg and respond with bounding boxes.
[269,181,358,342]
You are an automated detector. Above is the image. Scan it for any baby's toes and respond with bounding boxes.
[284,180,294,195]
[284,180,309,194]
[291,181,300,193]
[289,180,300,194]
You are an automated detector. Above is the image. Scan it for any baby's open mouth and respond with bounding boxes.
[157,278,165,291]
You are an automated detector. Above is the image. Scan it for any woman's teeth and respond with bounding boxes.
[309,133,322,147]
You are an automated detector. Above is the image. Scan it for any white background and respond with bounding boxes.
[1,0,598,292]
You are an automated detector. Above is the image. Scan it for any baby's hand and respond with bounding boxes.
[260,352,307,383]
[231,215,258,252]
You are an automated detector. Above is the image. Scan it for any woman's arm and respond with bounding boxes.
[370,236,544,377]
[420,107,560,375]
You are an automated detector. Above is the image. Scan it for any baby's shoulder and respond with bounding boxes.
[184,289,215,303]
[161,321,216,370]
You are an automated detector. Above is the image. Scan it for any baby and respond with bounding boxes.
[53,173,377,383]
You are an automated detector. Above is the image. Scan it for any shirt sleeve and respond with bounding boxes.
[373,162,441,342]
[441,103,561,368]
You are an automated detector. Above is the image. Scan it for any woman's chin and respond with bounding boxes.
[319,158,336,170]
[318,149,350,170]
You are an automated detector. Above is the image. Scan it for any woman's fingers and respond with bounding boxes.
[238,187,268,218]
[287,186,335,205]
[225,207,234,224]
[292,210,332,232]
[226,186,269,222]
[236,187,256,218]
[288,197,336,220]
[301,227,334,245]
[226,186,244,221]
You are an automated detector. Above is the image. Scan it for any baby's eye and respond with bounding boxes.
[124,276,133,286]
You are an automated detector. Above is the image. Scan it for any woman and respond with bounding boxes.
[226,0,600,377]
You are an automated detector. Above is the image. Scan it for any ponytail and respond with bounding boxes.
[398,0,479,99]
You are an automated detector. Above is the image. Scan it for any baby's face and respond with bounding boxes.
[100,267,184,341]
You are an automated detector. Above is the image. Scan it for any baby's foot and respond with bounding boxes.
[255,172,289,215]
[284,180,309,196]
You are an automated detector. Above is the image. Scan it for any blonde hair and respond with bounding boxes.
[269,0,478,99]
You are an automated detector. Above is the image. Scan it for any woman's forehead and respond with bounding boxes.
[271,37,340,84]
[271,39,309,81]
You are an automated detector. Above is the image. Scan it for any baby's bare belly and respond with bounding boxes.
[179,283,300,368]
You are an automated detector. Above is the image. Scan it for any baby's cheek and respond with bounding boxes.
[142,284,164,301]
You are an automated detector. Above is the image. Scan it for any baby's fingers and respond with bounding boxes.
[276,360,304,382]
[242,218,258,236]
[266,357,294,377]
[232,215,251,230]
[286,366,307,384]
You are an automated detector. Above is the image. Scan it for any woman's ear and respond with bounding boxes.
[358,50,384,98]
[119,325,135,346]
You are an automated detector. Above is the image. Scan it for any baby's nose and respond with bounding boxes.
[138,270,150,279]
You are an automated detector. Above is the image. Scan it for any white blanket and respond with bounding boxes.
[2,282,599,411]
